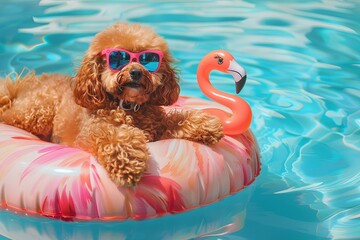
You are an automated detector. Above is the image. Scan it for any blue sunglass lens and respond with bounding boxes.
[109,51,130,70]
[139,53,160,72]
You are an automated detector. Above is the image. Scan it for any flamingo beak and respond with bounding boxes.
[227,59,247,94]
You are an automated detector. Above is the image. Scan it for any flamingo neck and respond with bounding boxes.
[197,65,237,111]
[197,62,252,135]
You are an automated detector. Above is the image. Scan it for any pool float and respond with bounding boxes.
[0,50,260,220]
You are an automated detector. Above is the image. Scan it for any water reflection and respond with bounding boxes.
[0,186,254,240]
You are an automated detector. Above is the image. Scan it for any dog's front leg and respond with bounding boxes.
[74,120,149,186]
[161,109,224,145]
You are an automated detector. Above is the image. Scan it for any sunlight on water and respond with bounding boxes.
[0,0,359,239]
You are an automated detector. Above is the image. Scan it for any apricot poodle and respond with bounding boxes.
[0,22,223,186]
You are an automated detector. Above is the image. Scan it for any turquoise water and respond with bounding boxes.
[0,0,359,239]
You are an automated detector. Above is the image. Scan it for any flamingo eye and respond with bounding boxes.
[215,56,224,65]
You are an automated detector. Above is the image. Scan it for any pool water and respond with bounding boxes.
[0,0,359,239]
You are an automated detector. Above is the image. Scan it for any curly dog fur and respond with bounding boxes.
[0,23,223,186]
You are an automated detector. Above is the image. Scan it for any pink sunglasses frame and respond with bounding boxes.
[100,48,164,73]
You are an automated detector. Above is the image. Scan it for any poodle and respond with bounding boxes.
[0,22,223,186]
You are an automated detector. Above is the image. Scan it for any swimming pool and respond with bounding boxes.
[0,0,359,239]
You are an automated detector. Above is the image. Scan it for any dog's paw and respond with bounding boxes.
[98,142,149,186]
[96,126,149,186]
[193,112,224,145]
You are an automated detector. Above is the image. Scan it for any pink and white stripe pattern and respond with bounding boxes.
[0,97,260,220]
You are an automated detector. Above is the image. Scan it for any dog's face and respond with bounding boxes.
[74,23,180,110]
[100,52,162,106]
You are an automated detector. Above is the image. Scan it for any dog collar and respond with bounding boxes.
[118,99,141,112]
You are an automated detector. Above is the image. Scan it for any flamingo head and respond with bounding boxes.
[202,50,247,94]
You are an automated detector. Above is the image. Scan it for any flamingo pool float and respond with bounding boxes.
[197,50,252,135]
[0,50,260,221]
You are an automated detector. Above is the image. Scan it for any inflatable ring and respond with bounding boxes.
[0,96,260,221]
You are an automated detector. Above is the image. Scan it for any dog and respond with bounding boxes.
[0,22,223,186]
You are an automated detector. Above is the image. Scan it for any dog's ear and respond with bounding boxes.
[73,53,107,110]
[149,57,180,106]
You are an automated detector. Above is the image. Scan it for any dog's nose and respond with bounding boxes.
[130,68,142,81]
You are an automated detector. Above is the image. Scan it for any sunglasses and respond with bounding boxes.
[100,48,163,73]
